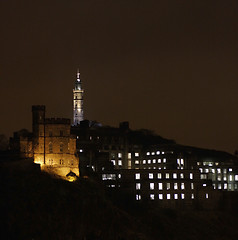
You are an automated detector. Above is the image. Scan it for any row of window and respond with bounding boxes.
[136,193,204,201]
[199,167,233,174]
[213,183,238,190]
[135,173,193,180]
[142,158,167,164]
[136,182,193,190]
[146,151,165,156]
[48,142,68,153]
[47,159,73,165]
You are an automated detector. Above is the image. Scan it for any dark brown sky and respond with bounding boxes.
[1,0,238,153]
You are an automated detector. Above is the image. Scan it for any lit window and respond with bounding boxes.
[191,183,194,189]
[223,169,227,174]
[136,183,141,190]
[235,175,238,181]
[205,193,209,199]
[167,194,171,200]
[174,183,178,190]
[180,173,184,179]
[173,173,177,179]
[158,159,161,163]
[156,151,160,155]
[191,193,194,199]
[158,183,163,190]
[181,193,185,199]
[118,153,122,158]
[111,160,115,165]
[148,160,151,164]
[118,160,122,166]
[229,175,233,181]
[181,159,184,165]
[157,173,162,179]
[217,175,221,181]
[162,151,165,154]
[136,194,141,201]
[177,158,180,165]
[181,183,185,190]
[166,183,170,190]
[212,169,215,173]
[217,168,221,174]
[228,184,232,190]
[150,194,155,200]
[135,152,139,157]
[118,174,121,179]
[190,173,193,179]
[143,160,146,164]
[153,159,156,164]
[159,194,163,200]
[203,183,207,187]
[218,184,222,189]
[200,174,207,179]
[163,158,166,163]
[174,194,178,199]
[128,153,131,159]
[205,169,209,173]
[150,183,154,190]
[146,152,150,156]
[149,173,153,179]
[166,173,169,179]
[152,152,155,155]
[135,173,140,180]
[135,160,139,164]
[229,168,232,172]
[224,183,227,189]
[213,184,216,189]
[79,149,83,152]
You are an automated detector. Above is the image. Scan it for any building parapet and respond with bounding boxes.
[45,118,71,125]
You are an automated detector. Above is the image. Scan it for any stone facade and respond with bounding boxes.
[32,106,79,180]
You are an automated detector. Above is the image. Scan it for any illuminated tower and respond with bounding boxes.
[73,69,84,125]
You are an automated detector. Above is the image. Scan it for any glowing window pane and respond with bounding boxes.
[149,173,153,179]
[135,173,140,180]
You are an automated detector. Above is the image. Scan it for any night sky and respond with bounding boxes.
[1,0,238,153]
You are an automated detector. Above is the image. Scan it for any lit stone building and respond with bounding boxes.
[32,105,79,179]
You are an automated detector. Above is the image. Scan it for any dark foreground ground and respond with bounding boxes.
[1,160,238,240]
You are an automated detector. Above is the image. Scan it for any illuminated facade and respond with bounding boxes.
[32,105,79,180]
[73,69,84,125]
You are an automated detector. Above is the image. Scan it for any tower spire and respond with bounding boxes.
[77,69,80,82]
[73,69,84,125]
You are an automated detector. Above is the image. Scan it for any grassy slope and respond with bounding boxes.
[1,160,238,240]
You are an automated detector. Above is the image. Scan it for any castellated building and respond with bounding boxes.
[32,105,79,179]
[10,106,79,181]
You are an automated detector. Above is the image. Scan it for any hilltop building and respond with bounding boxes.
[8,70,238,208]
